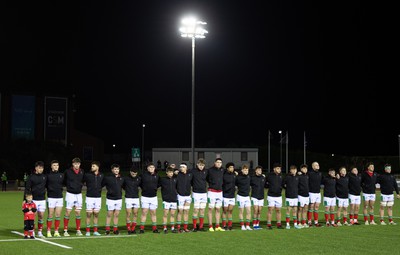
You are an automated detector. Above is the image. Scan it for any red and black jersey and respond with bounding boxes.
[222,171,236,198]
[207,166,224,191]
[348,173,362,195]
[64,167,84,194]
[25,173,47,200]
[190,168,208,193]
[236,174,251,197]
[123,175,141,199]
[361,171,378,194]
[265,172,283,197]
[336,175,349,199]
[250,174,266,200]
[22,201,36,220]
[283,174,299,199]
[46,171,64,199]
[84,171,104,198]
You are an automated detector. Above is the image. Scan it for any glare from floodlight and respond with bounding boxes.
[180,17,208,39]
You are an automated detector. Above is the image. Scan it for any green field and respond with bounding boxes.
[1,191,400,255]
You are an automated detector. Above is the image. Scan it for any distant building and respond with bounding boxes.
[152,148,258,169]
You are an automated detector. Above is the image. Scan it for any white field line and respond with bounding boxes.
[11,231,73,249]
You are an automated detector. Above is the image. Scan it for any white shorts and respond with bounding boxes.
[141,196,158,210]
[125,198,140,209]
[363,193,376,202]
[298,195,309,207]
[349,194,361,205]
[285,198,298,207]
[236,195,251,208]
[85,197,102,211]
[309,192,321,204]
[163,201,177,210]
[33,200,46,212]
[106,199,122,211]
[223,197,235,207]
[381,194,394,202]
[267,196,282,208]
[177,194,191,209]
[208,191,223,208]
[192,192,207,208]
[47,198,63,209]
[65,192,83,210]
[323,197,336,207]
[251,197,264,207]
[337,197,349,207]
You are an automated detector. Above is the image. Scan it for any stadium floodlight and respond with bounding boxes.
[179,17,207,169]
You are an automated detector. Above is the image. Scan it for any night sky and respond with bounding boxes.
[3,1,397,156]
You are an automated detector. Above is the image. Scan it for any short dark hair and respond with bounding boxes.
[91,161,101,167]
[35,161,44,167]
[130,166,138,173]
[111,163,120,169]
[273,163,282,168]
[300,164,308,168]
[50,160,59,165]
[226,162,235,169]
[166,166,174,172]
[215,158,222,162]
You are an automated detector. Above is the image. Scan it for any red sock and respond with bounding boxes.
[364,215,368,221]
[183,224,188,230]
[253,219,257,225]
[177,224,181,230]
[126,223,131,231]
[354,214,358,220]
[105,226,110,231]
[246,221,250,226]
[193,218,197,228]
[389,218,393,222]
[215,224,220,228]
[93,226,98,232]
[131,222,137,230]
[370,215,374,222]
[294,219,297,224]
[325,214,329,221]
[38,222,43,231]
[343,217,347,222]
[330,214,335,222]
[55,219,60,231]
[24,230,28,236]
[140,225,145,230]
[257,220,260,225]
[63,218,69,230]
[152,225,157,231]
[209,224,213,228]
[76,218,81,230]
[113,226,118,232]
[228,220,232,227]
[277,222,281,227]
[222,220,226,227]
[301,220,305,224]
[349,214,354,220]
[313,212,319,222]
[86,227,90,232]
[240,221,244,226]
[47,220,52,231]
[199,217,204,228]
[286,217,290,223]
[307,211,312,222]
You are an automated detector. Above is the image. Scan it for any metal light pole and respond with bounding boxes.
[142,124,145,171]
[279,130,282,165]
[180,17,208,169]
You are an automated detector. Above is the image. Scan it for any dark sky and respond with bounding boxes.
[3,1,397,156]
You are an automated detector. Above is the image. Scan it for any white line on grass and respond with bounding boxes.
[11,231,72,249]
